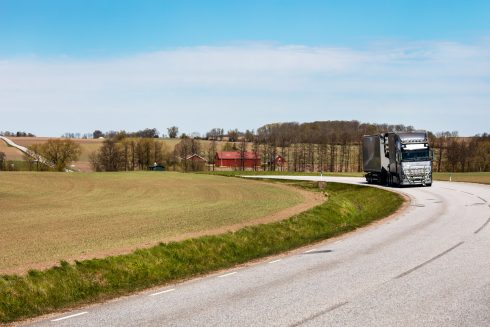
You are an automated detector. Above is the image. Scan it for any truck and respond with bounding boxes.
[363,131,433,186]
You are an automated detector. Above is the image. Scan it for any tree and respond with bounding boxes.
[208,139,217,169]
[135,138,152,170]
[238,139,247,171]
[23,150,36,171]
[91,139,124,171]
[167,126,179,138]
[175,138,202,171]
[206,128,223,140]
[0,152,5,170]
[227,129,239,142]
[133,128,159,138]
[93,130,104,139]
[445,138,460,172]
[244,129,255,142]
[34,139,81,171]
[457,140,470,172]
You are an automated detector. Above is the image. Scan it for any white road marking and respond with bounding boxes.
[149,288,175,296]
[218,272,237,278]
[303,248,317,253]
[51,311,88,322]
[269,259,282,264]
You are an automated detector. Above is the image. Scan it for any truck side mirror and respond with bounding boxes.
[430,150,434,160]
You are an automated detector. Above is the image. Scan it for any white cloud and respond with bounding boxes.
[1,41,489,135]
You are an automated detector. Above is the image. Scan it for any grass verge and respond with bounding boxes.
[433,172,490,185]
[0,181,403,323]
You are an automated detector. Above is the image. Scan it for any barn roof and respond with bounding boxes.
[215,151,260,160]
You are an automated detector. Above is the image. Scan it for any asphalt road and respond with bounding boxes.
[25,177,490,327]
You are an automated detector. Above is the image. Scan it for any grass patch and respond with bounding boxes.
[433,172,490,185]
[0,160,32,171]
[0,181,403,323]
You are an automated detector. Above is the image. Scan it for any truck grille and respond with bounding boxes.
[405,167,431,184]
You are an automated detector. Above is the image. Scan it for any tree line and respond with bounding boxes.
[0,131,35,137]
[2,120,488,173]
[91,127,180,140]
[431,132,490,172]
[90,136,211,172]
[249,121,489,173]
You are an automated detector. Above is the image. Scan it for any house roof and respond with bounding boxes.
[186,154,207,161]
[267,155,287,163]
[215,151,260,160]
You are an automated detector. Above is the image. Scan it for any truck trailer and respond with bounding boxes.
[363,131,433,186]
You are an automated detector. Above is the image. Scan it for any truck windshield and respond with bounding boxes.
[401,149,430,161]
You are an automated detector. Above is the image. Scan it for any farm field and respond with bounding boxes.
[0,138,24,160]
[0,171,316,274]
[8,137,104,171]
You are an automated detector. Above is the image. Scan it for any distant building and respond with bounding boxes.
[185,154,207,163]
[270,155,287,170]
[215,151,261,169]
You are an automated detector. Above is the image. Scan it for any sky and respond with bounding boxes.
[1,0,489,136]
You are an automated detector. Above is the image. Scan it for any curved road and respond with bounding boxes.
[26,177,490,327]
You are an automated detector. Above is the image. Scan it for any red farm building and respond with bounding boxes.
[215,151,261,169]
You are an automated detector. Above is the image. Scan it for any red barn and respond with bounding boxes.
[215,151,261,168]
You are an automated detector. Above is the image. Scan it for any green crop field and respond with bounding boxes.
[0,172,306,274]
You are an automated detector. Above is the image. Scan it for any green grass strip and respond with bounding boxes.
[0,182,403,323]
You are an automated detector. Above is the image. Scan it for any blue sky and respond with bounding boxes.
[1,0,489,136]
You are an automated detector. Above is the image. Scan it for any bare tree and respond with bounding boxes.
[0,152,5,171]
[238,139,247,171]
[175,137,202,171]
[167,126,179,139]
[208,139,217,170]
[92,139,124,172]
[445,138,459,172]
[227,129,239,142]
[33,139,81,171]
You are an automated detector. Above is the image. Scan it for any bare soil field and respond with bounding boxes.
[0,172,322,274]
[0,139,24,160]
[9,137,103,171]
